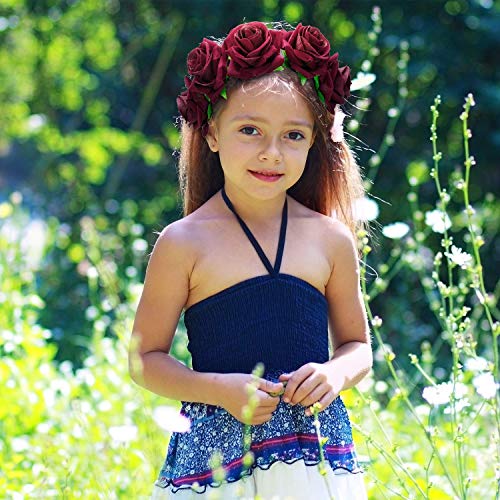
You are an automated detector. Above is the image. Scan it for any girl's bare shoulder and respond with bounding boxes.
[288,197,355,267]
[154,196,227,266]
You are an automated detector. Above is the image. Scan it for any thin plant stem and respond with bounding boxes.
[430,96,467,497]
[360,251,461,498]
[459,94,500,494]
[311,403,335,500]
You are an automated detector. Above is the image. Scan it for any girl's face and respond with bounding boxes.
[206,81,315,202]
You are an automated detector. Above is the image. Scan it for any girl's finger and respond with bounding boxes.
[289,376,322,405]
[297,385,329,409]
[256,390,282,407]
[257,378,283,396]
[282,365,315,403]
[305,393,336,416]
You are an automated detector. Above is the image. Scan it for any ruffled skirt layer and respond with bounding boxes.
[153,395,366,499]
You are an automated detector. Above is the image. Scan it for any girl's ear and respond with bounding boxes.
[205,121,219,152]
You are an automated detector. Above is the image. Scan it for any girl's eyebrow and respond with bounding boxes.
[230,114,313,130]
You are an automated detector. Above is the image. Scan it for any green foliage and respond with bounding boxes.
[0,2,499,498]
[0,197,174,498]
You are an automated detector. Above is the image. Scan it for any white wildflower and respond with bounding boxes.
[444,398,470,414]
[473,372,499,399]
[454,382,468,400]
[152,405,191,433]
[425,209,451,234]
[353,197,379,222]
[422,382,453,405]
[465,356,489,373]
[444,245,473,269]
[109,424,138,443]
[382,222,410,239]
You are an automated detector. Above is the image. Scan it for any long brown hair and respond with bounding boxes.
[178,68,365,239]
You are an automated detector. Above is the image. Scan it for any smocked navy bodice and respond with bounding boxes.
[184,188,329,375]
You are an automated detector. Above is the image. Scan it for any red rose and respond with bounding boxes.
[186,38,227,102]
[177,89,209,131]
[284,23,331,79]
[222,22,284,79]
[318,55,351,110]
[334,65,351,104]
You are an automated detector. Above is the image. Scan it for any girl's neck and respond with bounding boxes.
[221,184,286,226]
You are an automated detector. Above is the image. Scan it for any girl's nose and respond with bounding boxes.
[258,138,283,163]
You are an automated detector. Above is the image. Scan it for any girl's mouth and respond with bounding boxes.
[249,170,284,182]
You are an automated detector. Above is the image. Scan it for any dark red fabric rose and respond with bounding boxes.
[318,54,351,110]
[186,38,227,102]
[177,89,209,131]
[284,23,331,79]
[222,22,284,79]
[334,65,351,104]
[318,53,339,111]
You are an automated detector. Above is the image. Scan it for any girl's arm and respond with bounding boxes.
[280,221,373,412]
[129,222,282,423]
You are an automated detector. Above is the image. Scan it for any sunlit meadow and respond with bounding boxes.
[1,7,498,500]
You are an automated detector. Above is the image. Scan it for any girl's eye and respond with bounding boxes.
[240,126,259,136]
[287,131,305,141]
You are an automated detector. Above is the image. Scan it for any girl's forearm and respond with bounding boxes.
[326,341,373,392]
[130,350,224,405]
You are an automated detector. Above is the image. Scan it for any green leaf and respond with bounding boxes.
[220,87,227,99]
[274,65,285,72]
[299,73,307,86]
[317,89,326,105]
[313,75,320,90]
[207,103,213,120]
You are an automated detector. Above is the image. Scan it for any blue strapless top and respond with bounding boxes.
[184,188,330,376]
[154,189,362,494]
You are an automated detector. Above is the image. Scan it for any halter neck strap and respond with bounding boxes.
[221,187,288,276]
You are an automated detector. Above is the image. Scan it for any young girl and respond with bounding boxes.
[130,21,372,499]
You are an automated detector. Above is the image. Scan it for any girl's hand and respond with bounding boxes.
[217,373,283,425]
[279,363,341,416]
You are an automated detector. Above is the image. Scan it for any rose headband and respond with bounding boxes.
[177,22,351,134]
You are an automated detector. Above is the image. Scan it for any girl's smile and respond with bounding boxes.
[248,170,284,182]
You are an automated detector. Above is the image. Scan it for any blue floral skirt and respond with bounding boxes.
[152,394,366,498]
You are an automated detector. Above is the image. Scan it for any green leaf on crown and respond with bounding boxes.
[207,103,213,120]
[313,75,320,91]
[220,88,227,99]
[317,89,326,105]
[298,73,307,86]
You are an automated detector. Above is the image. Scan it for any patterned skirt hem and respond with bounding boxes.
[155,456,364,494]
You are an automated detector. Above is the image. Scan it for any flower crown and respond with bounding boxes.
[177,22,351,135]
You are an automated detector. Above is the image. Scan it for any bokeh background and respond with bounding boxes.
[1,1,499,498]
